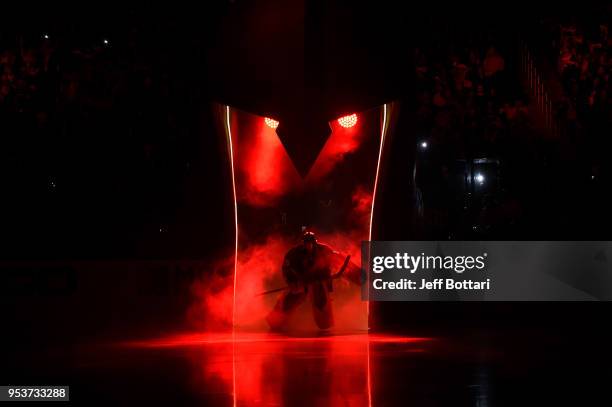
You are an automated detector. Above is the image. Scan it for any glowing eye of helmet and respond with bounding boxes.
[264,117,279,129]
[337,113,357,128]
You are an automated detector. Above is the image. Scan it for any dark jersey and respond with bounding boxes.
[282,243,338,285]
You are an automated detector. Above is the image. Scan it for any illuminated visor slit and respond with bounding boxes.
[224,104,389,405]
[227,104,390,328]
[368,103,389,319]
[226,105,239,407]
[226,106,239,329]
[365,103,389,407]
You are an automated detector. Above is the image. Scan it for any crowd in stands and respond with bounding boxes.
[0,31,194,138]
[415,40,530,157]
[557,21,611,128]
[413,36,533,238]
[538,17,612,237]
[412,10,612,239]
[0,31,208,257]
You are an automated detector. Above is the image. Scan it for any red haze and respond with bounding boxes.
[231,111,302,207]
[306,119,366,182]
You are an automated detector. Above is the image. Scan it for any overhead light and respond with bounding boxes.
[474,173,485,185]
[337,114,357,128]
[264,117,279,129]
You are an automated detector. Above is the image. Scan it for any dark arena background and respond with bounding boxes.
[1,1,612,405]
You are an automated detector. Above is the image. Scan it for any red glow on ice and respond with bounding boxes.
[337,113,357,128]
[122,332,431,407]
[121,332,432,349]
